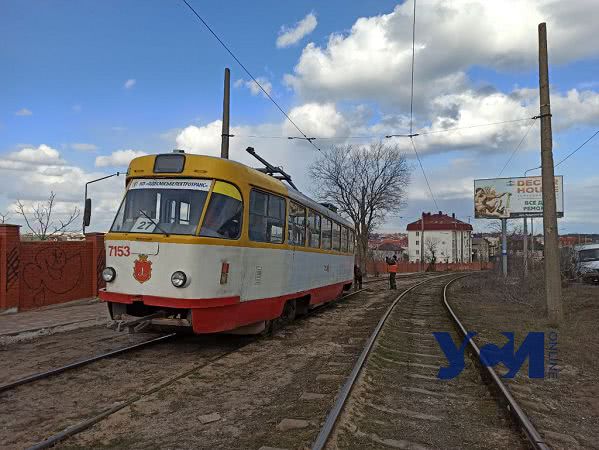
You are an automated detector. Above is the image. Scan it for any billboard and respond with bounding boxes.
[474,176,564,219]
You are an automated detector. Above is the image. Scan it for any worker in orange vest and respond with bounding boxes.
[386,255,398,290]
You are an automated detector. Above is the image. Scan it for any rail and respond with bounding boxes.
[442,276,549,450]
[0,333,177,394]
[312,273,549,450]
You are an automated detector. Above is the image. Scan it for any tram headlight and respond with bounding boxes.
[171,271,187,288]
[102,267,116,282]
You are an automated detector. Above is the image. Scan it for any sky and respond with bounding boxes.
[1,0,598,235]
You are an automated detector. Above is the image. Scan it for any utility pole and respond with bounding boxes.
[501,218,508,276]
[220,67,231,159]
[523,217,528,276]
[420,212,425,272]
[531,218,535,270]
[538,23,563,322]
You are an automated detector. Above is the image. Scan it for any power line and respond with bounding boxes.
[525,129,599,174]
[416,117,533,136]
[555,129,599,168]
[409,0,417,135]
[498,118,537,176]
[410,138,439,210]
[179,0,324,155]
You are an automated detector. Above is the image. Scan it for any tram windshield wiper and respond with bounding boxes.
[138,209,170,237]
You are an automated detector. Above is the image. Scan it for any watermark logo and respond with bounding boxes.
[433,331,556,380]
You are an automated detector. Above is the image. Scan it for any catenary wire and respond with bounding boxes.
[410,138,439,210]
[179,0,324,155]
[497,118,538,176]
[409,0,417,135]
[526,129,599,174]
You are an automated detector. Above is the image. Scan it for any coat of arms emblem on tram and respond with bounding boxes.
[133,254,152,283]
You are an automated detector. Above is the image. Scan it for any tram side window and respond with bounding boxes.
[200,181,243,239]
[288,201,306,246]
[322,218,332,249]
[249,190,285,243]
[332,222,341,251]
[341,227,349,253]
[307,210,321,248]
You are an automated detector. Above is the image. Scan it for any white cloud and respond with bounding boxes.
[95,149,147,167]
[234,77,273,97]
[0,144,65,169]
[71,143,98,152]
[123,79,136,89]
[284,0,599,111]
[276,13,318,48]
[15,108,32,116]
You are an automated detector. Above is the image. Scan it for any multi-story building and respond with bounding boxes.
[407,212,473,263]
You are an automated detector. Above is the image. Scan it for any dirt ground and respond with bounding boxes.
[0,274,437,450]
[450,273,599,450]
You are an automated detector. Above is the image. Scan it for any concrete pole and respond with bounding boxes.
[420,212,425,272]
[538,23,563,322]
[220,67,231,159]
[502,218,508,276]
[523,217,528,276]
[531,218,535,270]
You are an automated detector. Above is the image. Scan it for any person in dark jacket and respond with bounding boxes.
[354,264,363,290]
[386,255,398,289]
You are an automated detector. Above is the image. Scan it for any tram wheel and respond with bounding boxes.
[271,300,297,333]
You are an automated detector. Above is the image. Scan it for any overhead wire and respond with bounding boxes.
[497,118,538,176]
[179,0,324,155]
[405,0,438,210]
[526,128,599,174]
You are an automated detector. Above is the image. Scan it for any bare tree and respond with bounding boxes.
[424,237,440,265]
[0,211,9,224]
[14,192,80,240]
[309,142,410,272]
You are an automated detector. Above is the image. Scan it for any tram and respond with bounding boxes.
[95,149,355,334]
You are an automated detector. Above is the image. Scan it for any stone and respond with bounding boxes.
[198,412,221,424]
[300,392,326,400]
[276,418,310,431]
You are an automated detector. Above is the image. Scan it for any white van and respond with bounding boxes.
[576,244,599,283]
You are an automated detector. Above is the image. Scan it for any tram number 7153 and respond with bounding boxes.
[109,245,130,257]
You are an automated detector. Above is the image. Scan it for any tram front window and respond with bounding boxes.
[111,178,210,235]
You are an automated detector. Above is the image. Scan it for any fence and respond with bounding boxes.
[0,225,105,312]
[364,260,493,276]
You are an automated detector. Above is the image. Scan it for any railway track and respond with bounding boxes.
[313,274,548,450]
[2,282,394,450]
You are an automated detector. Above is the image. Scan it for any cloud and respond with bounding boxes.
[234,77,273,97]
[123,79,136,89]
[15,108,32,116]
[71,143,98,152]
[276,12,317,48]
[284,0,599,111]
[95,149,147,167]
[0,144,65,169]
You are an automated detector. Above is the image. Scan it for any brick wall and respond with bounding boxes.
[0,225,105,312]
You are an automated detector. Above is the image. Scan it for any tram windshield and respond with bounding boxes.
[110,179,211,235]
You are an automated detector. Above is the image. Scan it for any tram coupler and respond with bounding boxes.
[107,311,168,333]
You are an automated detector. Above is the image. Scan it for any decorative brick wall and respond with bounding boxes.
[0,225,105,312]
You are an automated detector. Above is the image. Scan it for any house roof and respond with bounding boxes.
[406,212,473,232]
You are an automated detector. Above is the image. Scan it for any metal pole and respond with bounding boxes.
[538,23,563,322]
[502,218,508,276]
[220,67,231,159]
[523,217,528,276]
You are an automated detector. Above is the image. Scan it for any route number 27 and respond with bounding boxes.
[109,245,130,257]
